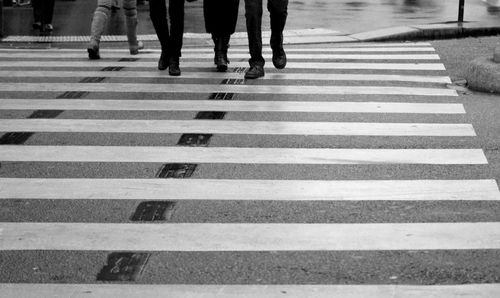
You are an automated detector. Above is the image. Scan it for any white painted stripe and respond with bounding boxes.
[0,146,487,164]
[0,46,435,53]
[1,284,499,298]
[6,119,476,136]
[0,83,458,96]
[1,222,500,250]
[0,71,453,83]
[0,99,465,114]
[0,52,441,60]
[0,119,476,137]
[0,60,447,70]
[1,178,498,201]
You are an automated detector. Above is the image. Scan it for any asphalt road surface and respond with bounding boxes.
[0,38,499,297]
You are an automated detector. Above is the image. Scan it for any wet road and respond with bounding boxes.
[1,0,500,37]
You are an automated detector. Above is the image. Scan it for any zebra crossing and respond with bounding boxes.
[0,42,499,297]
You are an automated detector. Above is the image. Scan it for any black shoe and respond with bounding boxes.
[272,48,287,69]
[43,24,53,32]
[158,52,168,70]
[215,52,228,72]
[214,35,230,72]
[168,56,181,76]
[244,65,265,79]
[87,45,100,60]
[32,21,42,30]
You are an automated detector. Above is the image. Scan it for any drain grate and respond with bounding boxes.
[156,163,197,178]
[97,252,150,281]
[131,201,177,222]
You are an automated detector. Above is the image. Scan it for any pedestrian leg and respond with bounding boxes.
[149,0,170,70]
[41,0,56,31]
[31,0,42,29]
[244,0,265,79]
[167,0,185,76]
[123,0,144,55]
[88,0,113,59]
[268,0,288,69]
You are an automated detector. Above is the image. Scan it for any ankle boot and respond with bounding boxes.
[168,56,181,76]
[214,35,230,72]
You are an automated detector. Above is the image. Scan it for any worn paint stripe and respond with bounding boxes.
[0,45,435,53]
[0,83,457,96]
[0,52,441,60]
[0,284,498,298]
[0,99,465,113]
[1,222,500,250]
[0,61,447,70]
[0,71,453,83]
[0,119,476,136]
[0,178,498,201]
[0,146,487,164]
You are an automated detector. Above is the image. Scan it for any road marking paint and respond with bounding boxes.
[0,83,457,96]
[0,46,435,53]
[0,146,487,164]
[0,71,453,83]
[0,99,465,113]
[0,52,441,60]
[1,283,499,298]
[0,119,476,136]
[0,61,447,70]
[1,222,500,250]
[1,178,498,201]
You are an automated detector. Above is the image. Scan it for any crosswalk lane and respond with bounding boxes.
[1,178,498,201]
[0,43,498,295]
[0,146,488,164]
[0,71,454,83]
[0,60,448,70]
[0,99,463,113]
[3,284,499,298]
[0,119,476,136]
[2,222,500,251]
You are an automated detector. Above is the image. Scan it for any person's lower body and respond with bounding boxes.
[123,0,144,55]
[149,0,185,76]
[204,0,239,72]
[32,0,56,32]
[88,0,144,60]
[244,0,288,79]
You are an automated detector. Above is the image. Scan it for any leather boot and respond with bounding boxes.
[168,56,181,76]
[270,32,287,69]
[213,35,229,72]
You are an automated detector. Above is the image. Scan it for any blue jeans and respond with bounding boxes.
[244,0,288,66]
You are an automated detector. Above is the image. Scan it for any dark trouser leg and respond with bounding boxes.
[169,0,185,58]
[149,0,170,53]
[204,0,240,36]
[244,0,264,66]
[32,0,42,23]
[42,0,56,24]
[268,0,288,50]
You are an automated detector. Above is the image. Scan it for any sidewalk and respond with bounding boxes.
[1,21,500,47]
